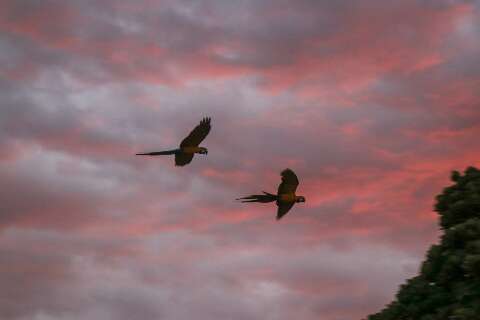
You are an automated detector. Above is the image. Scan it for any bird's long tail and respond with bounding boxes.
[236,191,277,203]
[136,149,178,156]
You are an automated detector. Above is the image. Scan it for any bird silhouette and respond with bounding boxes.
[136,117,211,166]
[237,168,306,220]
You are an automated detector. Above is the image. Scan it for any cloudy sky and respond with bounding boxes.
[1,0,479,319]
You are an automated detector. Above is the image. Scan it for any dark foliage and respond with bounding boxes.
[366,167,480,320]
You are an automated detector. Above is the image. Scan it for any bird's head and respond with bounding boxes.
[198,147,208,155]
[296,196,306,203]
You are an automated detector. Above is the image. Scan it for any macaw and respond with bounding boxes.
[237,168,306,220]
[136,117,211,166]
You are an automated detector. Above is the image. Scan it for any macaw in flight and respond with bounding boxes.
[237,168,306,220]
[136,117,211,166]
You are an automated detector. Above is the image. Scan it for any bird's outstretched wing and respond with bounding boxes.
[277,202,295,220]
[180,117,211,147]
[175,153,194,166]
[277,168,299,195]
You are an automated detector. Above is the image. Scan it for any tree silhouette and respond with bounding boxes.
[367,166,480,320]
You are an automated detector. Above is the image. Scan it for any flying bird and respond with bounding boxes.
[237,168,306,220]
[136,117,211,166]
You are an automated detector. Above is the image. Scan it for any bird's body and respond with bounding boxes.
[278,193,296,203]
[181,146,204,154]
[237,168,306,220]
[136,117,211,166]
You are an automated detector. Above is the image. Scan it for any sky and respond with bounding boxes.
[0,0,479,319]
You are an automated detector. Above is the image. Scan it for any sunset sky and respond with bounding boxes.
[1,1,479,319]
